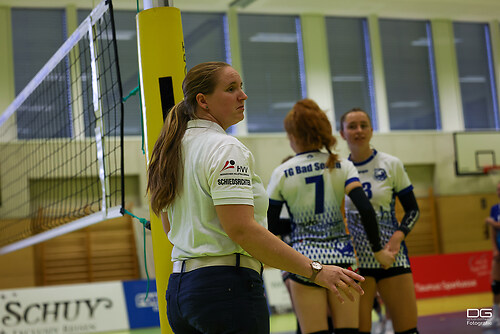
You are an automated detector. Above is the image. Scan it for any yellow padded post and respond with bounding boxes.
[136,6,186,334]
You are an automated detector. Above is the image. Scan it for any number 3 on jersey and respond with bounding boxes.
[362,182,372,199]
[305,175,324,214]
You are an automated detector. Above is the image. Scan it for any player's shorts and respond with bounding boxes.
[359,266,412,283]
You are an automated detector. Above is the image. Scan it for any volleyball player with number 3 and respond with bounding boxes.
[267,99,394,334]
[340,108,420,334]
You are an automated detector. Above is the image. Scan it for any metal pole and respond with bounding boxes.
[143,0,174,10]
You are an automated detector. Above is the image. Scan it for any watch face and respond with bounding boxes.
[312,261,322,270]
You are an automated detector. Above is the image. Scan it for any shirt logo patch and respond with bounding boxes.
[220,160,235,172]
[374,168,387,181]
[217,178,251,186]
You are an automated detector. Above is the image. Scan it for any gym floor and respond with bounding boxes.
[106,291,497,334]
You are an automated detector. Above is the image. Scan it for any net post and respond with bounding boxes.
[137,5,185,333]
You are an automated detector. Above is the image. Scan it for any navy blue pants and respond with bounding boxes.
[166,266,270,334]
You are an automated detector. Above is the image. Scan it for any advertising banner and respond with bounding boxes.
[122,280,160,329]
[411,251,492,299]
[0,281,129,334]
[262,268,292,314]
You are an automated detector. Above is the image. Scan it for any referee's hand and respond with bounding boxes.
[314,265,364,303]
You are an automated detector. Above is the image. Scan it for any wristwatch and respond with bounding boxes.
[309,261,323,282]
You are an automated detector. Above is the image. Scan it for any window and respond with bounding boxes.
[182,12,228,70]
[238,14,305,133]
[77,10,228,136]
[379,19,440,130]
[12,8,68,138]
[110,11,142,136]
[454,22,499,130]
[78,10,141,136]
[325,17,376,131]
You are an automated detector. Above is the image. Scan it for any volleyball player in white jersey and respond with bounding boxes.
[485,181,500,325]
[340,108,420,334]
[267,99,394,334]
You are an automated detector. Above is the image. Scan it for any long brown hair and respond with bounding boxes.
[284,99,339,168]
[147,62,231,215]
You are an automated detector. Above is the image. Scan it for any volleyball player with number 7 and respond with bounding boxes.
[267,99,395,334]
[340,108,420,334]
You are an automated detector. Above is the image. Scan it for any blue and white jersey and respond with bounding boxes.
[267,151,359,265]
[491,204,500,249]
[345,150,413,268]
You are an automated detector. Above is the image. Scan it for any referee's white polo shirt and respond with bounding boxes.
[167,119,268,261]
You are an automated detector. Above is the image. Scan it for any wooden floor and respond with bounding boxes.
[269,292,495,333]
[417,292,491,316]
[107,292,495,334]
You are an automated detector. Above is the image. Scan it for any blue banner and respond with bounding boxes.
[122,280,161,329]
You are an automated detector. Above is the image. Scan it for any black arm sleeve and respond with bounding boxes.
[348,187,382,252]
[397,190,420,236]
[267,201,292,236]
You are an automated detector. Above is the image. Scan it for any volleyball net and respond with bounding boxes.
[0,0,124,254]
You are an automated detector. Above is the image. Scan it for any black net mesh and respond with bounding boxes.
[0,0,124,249]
